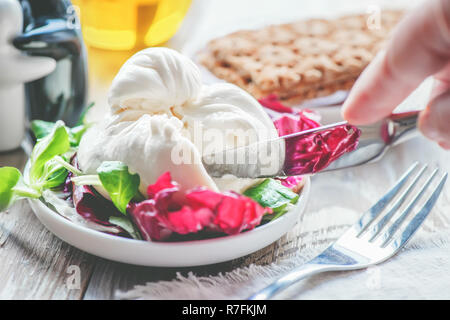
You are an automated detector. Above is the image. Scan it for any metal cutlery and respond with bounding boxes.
[203,110,420,178]
[248,162,447,299]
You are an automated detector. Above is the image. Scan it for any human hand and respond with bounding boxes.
[341,0,450,149]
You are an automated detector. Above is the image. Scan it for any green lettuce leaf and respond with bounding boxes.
[97,161,140,214]
[30,121,70,186]
[0,167,21,211]
[244,179,299,220]
[109,216,142,240]
[76,102,95,126]
[1,109,94,212]
[69,125,88,146]
[31,120,87,147]
[38,157,69,190]
[31,120,55,140]
[0,167,41,211]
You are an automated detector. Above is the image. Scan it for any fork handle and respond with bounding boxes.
[248,261,339,300]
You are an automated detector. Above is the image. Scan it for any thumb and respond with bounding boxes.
[418,83,450,149]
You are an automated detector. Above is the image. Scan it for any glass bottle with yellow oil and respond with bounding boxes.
[72,0,192,50]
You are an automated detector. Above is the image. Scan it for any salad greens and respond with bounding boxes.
[0,167,40,211]
[244,178,299,220]
[0,116,143,238]
[97,161,141,214]
[0,103,141,218]
[31,102,94,148]
[31,120,88,147]
[68,161,143,240]
[29,121,70,184]
[0,121,73,212]
[76,102,95,126]
[0,97,315,241]
[0,110,303,239]
[69,161,142,215]
[0,121,72,211]
[30,120,57,141]
[109,216,142,240]
[37,157,69,190]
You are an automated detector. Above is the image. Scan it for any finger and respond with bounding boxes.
[438,141,450,150]
[418,83,450,149]
[434,61,450,83]
[342,0,450,125]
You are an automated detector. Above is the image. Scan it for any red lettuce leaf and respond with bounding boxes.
[277,176,304,191]
[263,97,361,175]
[63,171,74,195]
[63,153,79,195]
[71,182,122,226]
[147,171,178,199]
[70,180,139,237]
[274,111,321,134]
[128,172,272,241]
[128,200,177,241]
[69,156,126,230]
[278,121,360,175]
[258,94,294,113]
[186,189,270,235]
[128,181,215,241]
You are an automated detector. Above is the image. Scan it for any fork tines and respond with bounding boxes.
[248,161,447,300]
[354,162,448,249]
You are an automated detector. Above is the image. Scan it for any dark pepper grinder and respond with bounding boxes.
[13,0,88,127]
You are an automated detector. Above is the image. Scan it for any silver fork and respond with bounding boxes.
[249,162,448,300]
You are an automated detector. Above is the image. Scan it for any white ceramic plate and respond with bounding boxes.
[27,176,310,267]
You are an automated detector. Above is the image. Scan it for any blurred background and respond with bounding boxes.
[72,0,202,120]
[8,0,425,132]
[75,0,422,120]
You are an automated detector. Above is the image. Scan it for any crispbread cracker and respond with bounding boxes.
[199,10,404,104]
